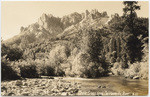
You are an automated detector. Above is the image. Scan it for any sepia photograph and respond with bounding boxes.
[1,0,149,96]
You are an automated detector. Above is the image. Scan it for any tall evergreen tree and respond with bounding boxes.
[122,1,143,63]
[123,1,140,35]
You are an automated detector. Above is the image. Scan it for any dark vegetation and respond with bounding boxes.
[1,1,148,80]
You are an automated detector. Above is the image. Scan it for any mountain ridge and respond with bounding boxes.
[4,9,109,46]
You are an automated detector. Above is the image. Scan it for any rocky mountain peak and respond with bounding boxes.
[5,10,109,45]
[61,12,83,28]
[85,10,90,17]
[58,9,109,39]
[37,13,63,34]
[40,13,48,22]
[85,9,108,20]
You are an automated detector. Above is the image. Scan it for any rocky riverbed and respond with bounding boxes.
[1,78,81,96]
[1,76,148,96]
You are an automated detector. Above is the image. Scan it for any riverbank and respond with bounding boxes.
[1,76,148,96]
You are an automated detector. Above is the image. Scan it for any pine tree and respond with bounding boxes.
[123,1,143,63]
[123,1,140,35]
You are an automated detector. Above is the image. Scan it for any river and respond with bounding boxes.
[1,76,148,96]
[62,76,148,96]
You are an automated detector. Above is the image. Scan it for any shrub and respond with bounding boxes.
[71,52,91,77]
[37,64,55,76]
[1,43,23,61]
[84,62,104,78]
[45,45,69,76]
[12,59,63,77]
[111,61,148,79]
[36,59,65,76]
[111,62,124,76]
[124,62,148,79]
[54,67,65,76]
[20,65,39,78]
[19,60,39,78]
[48,45,70,66]
[139,62,148,79]
[1,56,20,81]
[124,62,140,78]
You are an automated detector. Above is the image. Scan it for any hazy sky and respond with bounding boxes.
[1,1,149,40]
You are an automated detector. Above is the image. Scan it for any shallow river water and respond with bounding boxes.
[62,76,148,96]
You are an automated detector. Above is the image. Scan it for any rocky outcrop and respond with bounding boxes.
[38,13,64,34]
[5,9,109,46]
[58,9,109,38]
[19,13,64,38]
[61,12,83,28]
[80,9,109,27]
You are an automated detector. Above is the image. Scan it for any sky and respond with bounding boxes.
[1,1,149,40]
